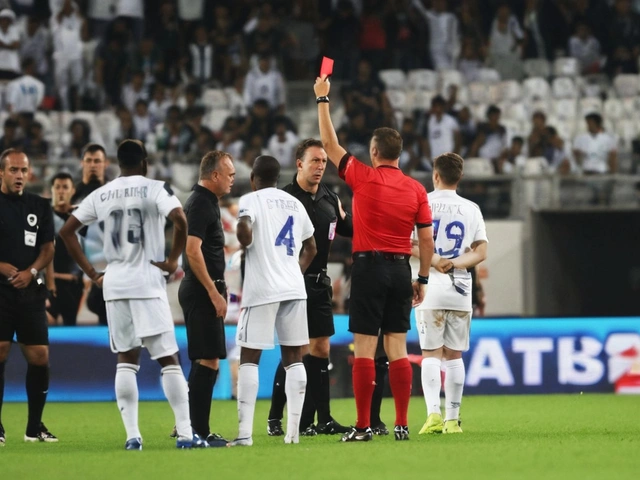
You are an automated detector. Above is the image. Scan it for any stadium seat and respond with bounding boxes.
[470,103,488,122]
[464,158,494,177]
[202,88,229,110]
[604,98,624,120]
[34,111,52,133]
[202,108,231,132]
[552,98,578,120]
[498,80,522,102]
[438,69,464,92]
[616,119,640,150]
[528,98,551,116]
[504,102,528,122]
[386,89,407,111]
[171,164,199,192]
[523,58,551,79]
[552,77,577,99]
[468,82,489,104]
[407,89,435,111]
[378,69,407,90]
[554,119,575,142]
[522,77,551,101]
[501,118,526,137]
[553,57,580,77]
[579,97,603,115]
[477,68,501,84]
[613,74,639,97]
[406,69,438,91]
[523,157,548,175]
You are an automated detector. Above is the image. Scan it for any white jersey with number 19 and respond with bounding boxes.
[238,187,314,308]
[72,175,182,301]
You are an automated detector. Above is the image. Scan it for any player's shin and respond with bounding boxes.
[444,358,465,421]
[421,357,442,416]
[161,365,191,439]
[115,363,141,440]
[284,362,307,439]
[237,363,259,440]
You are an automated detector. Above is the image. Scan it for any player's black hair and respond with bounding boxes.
[50,171,74,186]
[252,155,281,185]
[117,139,147,167]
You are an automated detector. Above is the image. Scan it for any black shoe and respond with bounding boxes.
[206,433,228,447]
[371,422,389,436]
[316,419,351,435]
[169,425,178,438]
[24,423,58,443]
[340,427,373,442]
[267,419,284,436]
[0,423,5,446]
[394,425,409,441]
[300,425,317,436]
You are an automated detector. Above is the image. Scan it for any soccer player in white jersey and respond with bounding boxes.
[229,155,317,446]
[60,139,207,450]
[416,153,488,435]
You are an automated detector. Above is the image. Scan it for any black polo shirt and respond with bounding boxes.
[52,210,80,275]
[71,179,103,205]
[282,176,353,275]
[0,190,54,286]
[182,184,225,282]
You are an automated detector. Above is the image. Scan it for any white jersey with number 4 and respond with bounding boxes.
[238,187,314,308]
[73,176,182,301]
[419,189,488,312]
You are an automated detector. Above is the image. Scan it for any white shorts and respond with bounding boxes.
[236,300,308,350]
[416,309,472,352]
[106,298,178,359]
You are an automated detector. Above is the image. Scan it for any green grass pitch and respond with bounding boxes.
[1,395,639,479]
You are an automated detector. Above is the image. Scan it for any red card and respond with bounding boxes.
[320,56,334,78]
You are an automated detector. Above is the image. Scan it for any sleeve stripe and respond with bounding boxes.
[416,223,432,229]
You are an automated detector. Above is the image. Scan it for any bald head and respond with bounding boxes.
[251,155,280,188]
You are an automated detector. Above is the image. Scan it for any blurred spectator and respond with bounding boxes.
[470,105,508,162]
[191,129,215,164]
[180,82,202,110]
[569,21,602,74]
[154,0,182,86]
[573,113,618,174]
[420,94,460,163]
[411,0,460,70]
[130,37,163,87]
[544,126,574,175]
[63,118,90,159]
[346,109,372,153]
[522,0,548,60]
[342,58,391,130]
[148,82,172,126]
[358,0,392,72]
[458,40,482,82]
[95,24,129,106]
[121,70,147,111]
[211,5,243,85]
[283,0,319,80]
[242,98,274,144]
[0,8,21,80]
[458,0,485,46]
[51,0,85,111]
[606,45,639,77]
[177,0,204,24]
[156,104,182,161]
[0,117,21,150]
[19,16,50,79]
[23,120,48,161]
[216,125,244,162]
[227,75,247,117]
[132,98,151,139]
[177,105,209,156]
[487,3,524,80]
[319,0,360,81]
[608,0,640,59]
[266,117,299,167]
[187,24,215,86]
[527,110,548,157]
[116,0,145,43]
[6,57,44,115]
[114,106,137,144]
[86,0,116,40]
[243,53,286,113]
[399,117,428,173]
[457,105,477,157]
[496,136,525,174]
[244,9,283,59]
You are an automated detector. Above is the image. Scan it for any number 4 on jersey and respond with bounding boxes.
[275,215,295,256]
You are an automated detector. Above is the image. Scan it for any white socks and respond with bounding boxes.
[421,357,442,416]
[284,363,307,442]
[237,363,259,440]
[444,358,465,421]
[161,365,192,440]
[115,363,141,440]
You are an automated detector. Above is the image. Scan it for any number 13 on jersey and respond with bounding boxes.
[275,215,295,256]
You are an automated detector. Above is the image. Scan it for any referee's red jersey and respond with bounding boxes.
[339,153,432,255]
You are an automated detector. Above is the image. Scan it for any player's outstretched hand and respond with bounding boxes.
[411,281,426,307]
[435,258,453,273]
[209,290,228,319]
[151,259,178,275]
[314,76,330,98]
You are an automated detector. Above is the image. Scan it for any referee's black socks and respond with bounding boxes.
[304,355,332,426]
[25,364,49,436]
[188,362,218,437]
[0,361,5,423]
[370,357,389,427]
[268,362,287,420]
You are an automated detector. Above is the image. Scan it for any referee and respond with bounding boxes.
[0,149,57,445]
[178,150,236,447]
[267,138,352,437]
[314,76,434,442]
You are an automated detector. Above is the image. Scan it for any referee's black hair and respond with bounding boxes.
[50,171,74,186]
[117,139,147,168]
[252,155,280,185]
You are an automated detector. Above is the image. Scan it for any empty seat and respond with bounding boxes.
[378,69,407,90]
[604,98,624,120]
[552,98,578,120]
[552,77,577,99]
[469,82,490,104]
[504,102,528,122]
[202,108,231,132]
[386,89,407,111]
[523,58,551,79]
[527,98,551,116]
[579,97,603,115]
[202,88,229,110]
[408,90,435,111]
[553,57,580,77]
[498,80,522,102]
[438,69,464,91]
[613,74,639,97]
[522,77,551,101]
[464,157,494,177]
[523,156,548,175]
[407,69,438,91]
[477,68,501,84]
[171,164,199,192]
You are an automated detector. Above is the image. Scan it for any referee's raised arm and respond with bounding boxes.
[314,76,346,168]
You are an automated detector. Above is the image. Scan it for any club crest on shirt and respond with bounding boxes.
[27,214,37,227]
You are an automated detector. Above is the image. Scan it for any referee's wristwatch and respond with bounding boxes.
[30,268,38,278]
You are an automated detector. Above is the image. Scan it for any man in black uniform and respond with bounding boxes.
[178,150,236,447]
[72,143,109,325]
[46,172,83,325]
[267,138,353,436]
[0,149,56,445]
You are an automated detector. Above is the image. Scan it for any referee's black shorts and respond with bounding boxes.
[178,276,227,361]
[0,284,49,345]
[305,275,335,339]
[348,252,413,336]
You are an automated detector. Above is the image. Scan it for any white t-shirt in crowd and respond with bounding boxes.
[178,0,204,21]
[88,0,116,20]
[418,189,488,312]
[238,187,314,308]
[428,113,459,160]
[73,176,182,301]
[0,25,21,73]
[117,0,144,18]
[50,8,83,60]
[573,131,617,173]
[6,74,44,113]
[267,131,299,168]
[243,67,286,110]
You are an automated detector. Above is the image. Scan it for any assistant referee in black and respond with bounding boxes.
[267,138,353,436]
[178,150,236,447]
[0,149,57,444]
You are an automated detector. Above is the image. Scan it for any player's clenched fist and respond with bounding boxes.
[314,76,331,97]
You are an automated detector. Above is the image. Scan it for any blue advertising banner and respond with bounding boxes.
[4,315,640,402]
